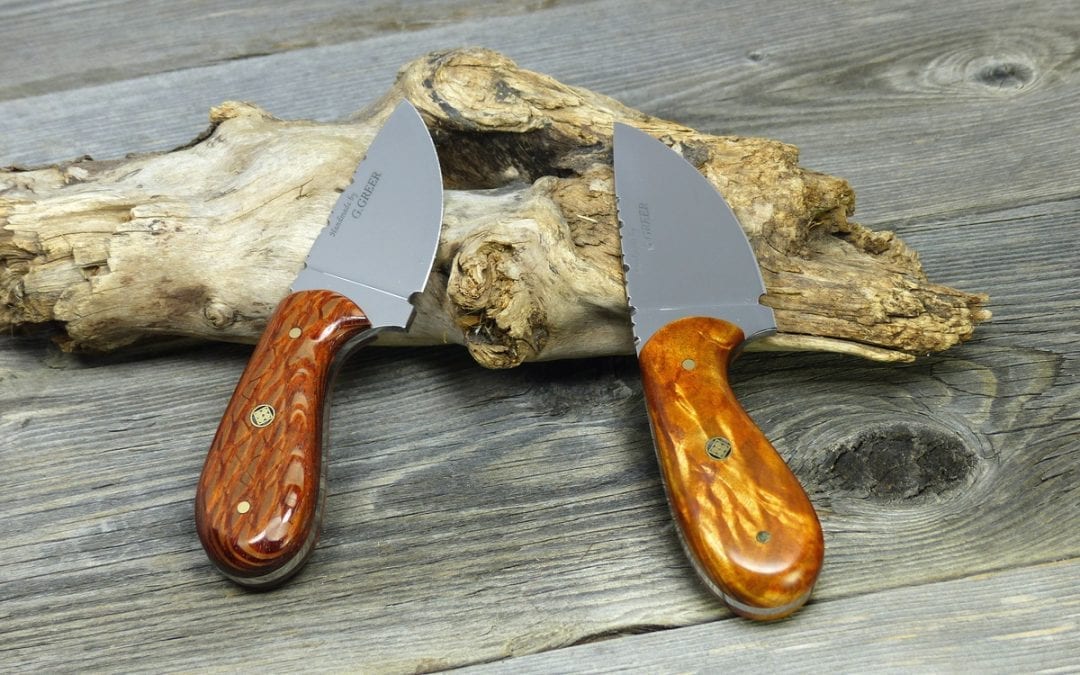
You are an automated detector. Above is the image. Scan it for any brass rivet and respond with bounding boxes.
[288,327,302,339]
[682,358,696,371]
[705,436,732,460]
[250,404,276,427]
[237,501,251,514]
[756,530,771,544]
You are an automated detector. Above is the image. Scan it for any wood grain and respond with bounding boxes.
[639,317,823,620]
[460,558,1080,674]
[196,289,371,587]
[1,0,1078,672]
[0,0,598,101]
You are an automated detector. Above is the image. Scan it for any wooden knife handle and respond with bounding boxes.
[639,316,824,620]
[195,289,372,588]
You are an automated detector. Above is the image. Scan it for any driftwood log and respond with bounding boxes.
[0,48,988,369]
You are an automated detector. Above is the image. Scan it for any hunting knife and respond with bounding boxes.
[195,101,443,588]
[614,123,823,620]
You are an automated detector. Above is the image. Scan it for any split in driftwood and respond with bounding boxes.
[0,48,989,368]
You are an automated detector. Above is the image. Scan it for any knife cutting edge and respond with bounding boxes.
[195,101,443,588]
[613,123,824,620]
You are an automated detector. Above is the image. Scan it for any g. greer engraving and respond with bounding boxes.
[329,171,382,237]
[637,202,655,251]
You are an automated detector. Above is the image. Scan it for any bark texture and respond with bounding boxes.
[0,48,989,368]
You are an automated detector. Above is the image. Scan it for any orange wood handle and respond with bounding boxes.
[639,316,824,620]
[195,289,372,588]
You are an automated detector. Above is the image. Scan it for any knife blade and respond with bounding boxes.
[195,100,443,588]
[613,123,823,620]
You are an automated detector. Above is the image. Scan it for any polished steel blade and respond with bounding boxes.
[292,101,442,329]
[613,123,776,351]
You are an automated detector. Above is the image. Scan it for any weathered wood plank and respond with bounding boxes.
[2,0,1078,672]
[0,0,598,101]
[460,558,1080,673]
[3,0,1077,226]
[2,187,1076,669]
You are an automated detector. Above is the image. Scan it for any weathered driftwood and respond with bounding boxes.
[0,48,988,368]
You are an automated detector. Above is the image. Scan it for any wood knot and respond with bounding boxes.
[822,422,976,502]
[894,30,1067,100]
[972,59,1034,91]
[203,300,237,329]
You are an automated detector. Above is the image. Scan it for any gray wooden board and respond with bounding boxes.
[2,0,1079,672]
[3,0,1079,226]
[0,0,600,102]
[459,558,1080,674]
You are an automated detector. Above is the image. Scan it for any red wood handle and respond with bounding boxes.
[639,316,824,620]
[195,289,372,588]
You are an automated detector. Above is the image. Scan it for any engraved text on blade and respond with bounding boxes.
[329,171,382,237]
[637,202,655,251]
